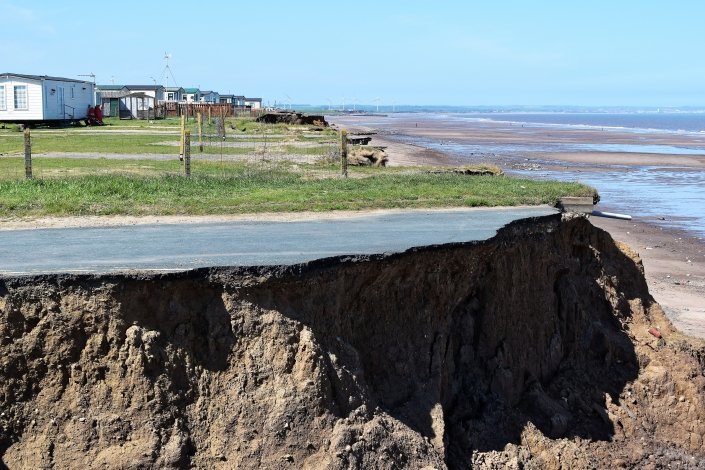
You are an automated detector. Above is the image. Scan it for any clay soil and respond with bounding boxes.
[2,216,705,469]
[591,217,705,338]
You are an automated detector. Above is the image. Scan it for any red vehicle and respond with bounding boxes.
[86,105,104,126]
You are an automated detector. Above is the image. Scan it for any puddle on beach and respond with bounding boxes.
[330,114,705,236]
[388,135,705,236]
[569,143,705,155]
[391,134,705,157]
[515,166,705,237]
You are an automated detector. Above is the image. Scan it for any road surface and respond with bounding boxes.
[0,207,556,275]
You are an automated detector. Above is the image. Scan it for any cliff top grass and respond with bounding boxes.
[0,119,336,156]
[0,158,595,218]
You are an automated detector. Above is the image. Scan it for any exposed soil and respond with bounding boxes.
[328,121,450,167]
[591,216,705,339]
[257,113,328,127]
[1,215,705,469]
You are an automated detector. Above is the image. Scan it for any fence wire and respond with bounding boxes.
[0,117,342,182]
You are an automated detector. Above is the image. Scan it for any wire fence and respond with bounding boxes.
[0,117,344,181]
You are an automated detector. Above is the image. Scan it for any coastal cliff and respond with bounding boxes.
[1,215,704,469]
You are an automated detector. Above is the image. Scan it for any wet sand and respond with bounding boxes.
[330,114,705,168]
[329,113,705,337]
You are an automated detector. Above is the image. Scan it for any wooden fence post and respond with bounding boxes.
[340,129,348,178]
[24,129,32,179]
[208,106,212,125]
[184,131,191,177]
[197,112,203,152]
[179,114,186,159]
[220,107,226,139]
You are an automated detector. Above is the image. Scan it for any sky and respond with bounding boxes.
[2,0,705,107]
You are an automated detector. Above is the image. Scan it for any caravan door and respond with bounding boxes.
[57,87,65,119]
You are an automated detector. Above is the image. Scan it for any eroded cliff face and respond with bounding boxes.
[1,215,704,469]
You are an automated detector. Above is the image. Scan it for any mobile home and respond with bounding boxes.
[244,97,262,110]
[182,88,200,103]
[0,73,95,125]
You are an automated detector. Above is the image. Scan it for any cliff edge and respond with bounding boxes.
[1,215,704,469]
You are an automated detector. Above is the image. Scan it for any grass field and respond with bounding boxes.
[0,117,596,218]
[0,117,337,156]
[0,158,595,218]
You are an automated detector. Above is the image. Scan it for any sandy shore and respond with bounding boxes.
[331,115,705,168]
[329,114,705,338]
[591,216,705,338]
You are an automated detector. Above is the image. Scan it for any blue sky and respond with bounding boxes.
[3,0,704,107]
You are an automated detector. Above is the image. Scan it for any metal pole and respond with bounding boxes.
[24,129,32,179]
[340,129,348,178]
[591,210,632,220]
[184,131,191,177]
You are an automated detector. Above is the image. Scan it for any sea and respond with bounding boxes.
[452,111,705,134]
[336,111,705,236]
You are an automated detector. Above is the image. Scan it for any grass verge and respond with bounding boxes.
[0,161,595,218]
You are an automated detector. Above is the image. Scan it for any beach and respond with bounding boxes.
[329,113,705,168]
[328,113,705,337]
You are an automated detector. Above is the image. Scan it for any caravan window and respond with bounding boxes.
[0,86,5,110]
[14,85,28,110]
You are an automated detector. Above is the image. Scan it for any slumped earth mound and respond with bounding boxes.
[1,215,704,469]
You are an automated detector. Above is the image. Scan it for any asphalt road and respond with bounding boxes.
[0,207,556,275]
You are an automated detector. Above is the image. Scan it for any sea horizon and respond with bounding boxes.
[307,104,705,115]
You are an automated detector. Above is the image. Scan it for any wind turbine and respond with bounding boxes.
[326,98,332,111]
[284,94,292,110]
[341,95,346,112]
[372,97,381,112]
[351,97,357,112]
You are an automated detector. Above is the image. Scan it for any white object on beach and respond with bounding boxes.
[591,210,633,220]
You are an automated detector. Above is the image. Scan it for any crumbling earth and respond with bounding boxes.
[1,215,704,469]
[347,146,388,167]
[256,112,328,127]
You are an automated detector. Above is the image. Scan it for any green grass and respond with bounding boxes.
[0,159,595,217]
[0,117,336,155]
[0,131,334,156]
[100,117,181,128]
[0,156,184,179]
[0,132,177,154]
